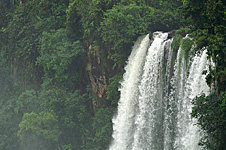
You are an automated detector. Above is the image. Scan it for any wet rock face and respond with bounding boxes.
[86,45,107,99]
[167,30,176,39]
[149,30,187,40]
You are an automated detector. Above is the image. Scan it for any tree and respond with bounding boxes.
[182,0,226,91]
[18,111,60,150]
[182,0,226,149]
[37,29,86,91]
[191,92,226,150]
[82,107,114,150]
[38,88,92,150]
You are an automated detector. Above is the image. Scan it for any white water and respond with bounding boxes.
[109,32,210,150]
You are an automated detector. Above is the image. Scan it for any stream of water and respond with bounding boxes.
[109,32,210,150]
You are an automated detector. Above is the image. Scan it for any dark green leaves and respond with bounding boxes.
[18,111,60,150]
[100,4,154,50]
[37,29,85,90]
[191,92,226,150]
[106,73,122,106]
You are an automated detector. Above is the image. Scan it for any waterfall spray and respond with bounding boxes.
[109,32,210,150]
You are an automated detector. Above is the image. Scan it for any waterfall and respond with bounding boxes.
[109,32,210,150]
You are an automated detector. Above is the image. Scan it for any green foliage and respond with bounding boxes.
[0,0,69,92]
[67,0,118,39]
[0,96,21,150]
[109,53,127,70]
[66,1,82,39]
[83,107,114,150]
[171,34,183,52]
[182,0,226,91]
[174,4,226,148]
[175,27,191,35]
[106,73,123,106]
[68,0,184,71]
[0,90,41,149]
[181,37,194,62]
[182,0,226,29]
[191,92,226,150]
[100,4,156,51]
[18,111,60,150]
[0,1,8,29]
[38,88,91,150]
[0,0,116,149]
[99,4,156,69]
[4,0,225,149]
[0,48,11,95]
[15,90,40,114]
[37,29,86,90]
[171,33,194,77]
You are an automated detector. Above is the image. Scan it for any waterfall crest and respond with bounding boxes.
[109,32,210,150]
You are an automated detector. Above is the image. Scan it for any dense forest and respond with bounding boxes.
[0,0,226,149]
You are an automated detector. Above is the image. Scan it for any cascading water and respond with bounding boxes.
[110,34,151,150]
[109,32,210,150]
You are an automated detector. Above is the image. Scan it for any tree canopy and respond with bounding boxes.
[0,0,225,149]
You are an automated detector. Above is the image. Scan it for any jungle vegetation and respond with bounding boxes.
[0,0,225,149]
